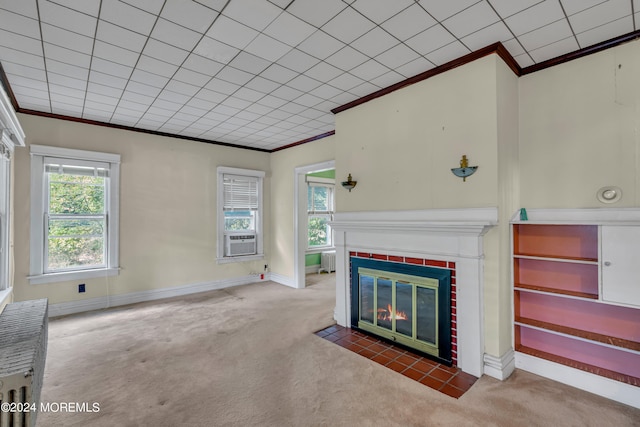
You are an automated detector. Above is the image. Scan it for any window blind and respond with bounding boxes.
[44,157,110,177]
[223,174,259,211]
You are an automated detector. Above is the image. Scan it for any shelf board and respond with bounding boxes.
[514,254,598,264]
[515,317,640,352]
[514,284,598,300]
[516,345,640,388]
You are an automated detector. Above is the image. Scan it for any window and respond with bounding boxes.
[217,167,264,261]
[307,178,334,249]
[29,145,120,284]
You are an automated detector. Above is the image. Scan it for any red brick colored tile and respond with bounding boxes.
[451,307,457,315]
[372,354,393,365]
[372,253,388,261]
[448,373,478,390]
[452,343,458,351]
[448,262,456,269]
[396,354,419,367]
[358,348,378,359]
[419,376,445,390]
[426,260,448,268]
[402,367,424,381]
[357,252,370,258]
[388,255,404,263]
[451,277,456,284]
[405,257,424,265]
[440,384,466,399]
[345,342,365,352]
[387,361,407,372]
[349,251,356,256]
[367,343,389,354]
[413,359,437,373]
[381,348,403,359]
[430,368,455,382]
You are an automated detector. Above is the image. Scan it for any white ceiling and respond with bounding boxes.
[0,0,637,151]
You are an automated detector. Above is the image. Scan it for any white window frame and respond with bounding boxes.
[217,166,264,263]
[29,145,120,284]
[0,145,11,297]
[306,177,335,252]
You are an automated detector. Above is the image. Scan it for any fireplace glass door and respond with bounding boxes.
[358,267,439,355]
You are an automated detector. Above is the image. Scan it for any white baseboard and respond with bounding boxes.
[48,274,269,318]
[305,264,320,274]
[515,352,640,409]
[269,272,296,288]
[483,349,516,380]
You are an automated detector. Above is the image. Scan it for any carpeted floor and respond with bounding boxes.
[38,274,640,426]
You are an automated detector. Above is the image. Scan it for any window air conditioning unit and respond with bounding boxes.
[225,233,257,256]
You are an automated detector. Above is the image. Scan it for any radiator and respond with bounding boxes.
[0,299,48,427]
[319,250,336,273]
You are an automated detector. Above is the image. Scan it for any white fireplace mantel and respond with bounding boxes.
[330,207,498,378]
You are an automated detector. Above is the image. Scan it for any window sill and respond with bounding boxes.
[217,254,264,264]
[0,287,12,309]
[306,247,335,254]
[28,267,120,285]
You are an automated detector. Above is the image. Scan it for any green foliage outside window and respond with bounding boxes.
[308,216,329,247]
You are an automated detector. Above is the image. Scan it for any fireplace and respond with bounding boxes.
[350,257,452,364]
[330,208,497,377]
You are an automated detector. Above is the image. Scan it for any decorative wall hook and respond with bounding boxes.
[341,173,357,192]
[451,155,478,182]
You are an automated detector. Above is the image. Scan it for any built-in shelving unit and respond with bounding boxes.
[512,216,640,401]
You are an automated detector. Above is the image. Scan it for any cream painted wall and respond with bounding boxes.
[334,55,500,213]
[269,136,335,280]
[13,114,270,305]
[519,39,640,208]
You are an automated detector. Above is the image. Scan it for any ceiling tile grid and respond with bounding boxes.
[0,0,637,151]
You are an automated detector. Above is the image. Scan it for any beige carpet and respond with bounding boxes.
[38,275,640,426]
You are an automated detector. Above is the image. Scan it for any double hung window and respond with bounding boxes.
[307,179,334,249]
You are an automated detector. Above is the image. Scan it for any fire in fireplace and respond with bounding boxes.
[351,257,452,364]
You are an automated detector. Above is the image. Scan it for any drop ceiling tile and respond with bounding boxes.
[234,87,266,102]
[418,0,481,21]
[324,45,368,71]
[118,98,152,111]
[12,83,50,99]
[297,30,345,60]
[256,94,288,108]
[165,80,200,97]
[245,76,281,93]
[161,0,219,33]
[518,19,573,51]
[193,36,239,64]
[0,10,40,39]
[229,51,271,74]
[223,0,281,31]
[51,103,83,115]
[125,80,162,98]
[41,24,94,54]
[348,81,380,97]
[93,40,139,67]
[2,63,46,81]
[152,18,203,52]
[263,11,317,47]
[444,1,501,39]
[49,84,85,101]
[18,98,52,111]
[489,0,545,19]
[83,101,116,114]
[502,38,527,57]
[218,96,250,110]
[0,46,45,70]
[174,67,211,87]
[137,55,179,78]
[87,81,124,98]
[245,34,291,62]
[322,7,376,44]
[505,0,565,36]
[309,83,343,99]
[351,0,414,24]
[405,24,456,56]
[85,91,120,107]
[101,0,156,36]
[151,99,182,112]
[6,75,48,92]
[0,29,42,56]
[50,0,101,17]
[205,15,259,50]
[568,0,631,34]
[143,39,190,66]
[95,21,147,52]
[130,68,169,89]
[461,21,514,51]
[329,72,365,91]
[560,0,608,16]
[380,4,437,41]
[39,1,97,37]
[349,59,389,81]
[287,0,346,27]
[0,0,38,18]
[375,43,420,69]
[243,103,272,117]
[211,103,240,116]
[182,53,225,76]
[260,64,298,83]
[120,0,164,15]
[425,40,471,66]
[204,78,240,95]
[46,59,88,80]
[276,48,320,73]
[351,27,399,57]
[304,61,343,82]
[216,65,254,85]
[271,85,304,101]
[576,16,634,48]
[370,70,405,88]
[285,74,321,92]
[528,35,579,62]
[48,72,87,90]
[188,92,222,109]
[44,43,91,68]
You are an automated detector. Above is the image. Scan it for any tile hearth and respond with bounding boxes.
[316,325,477,399]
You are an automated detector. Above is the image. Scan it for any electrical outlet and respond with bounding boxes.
[78,284,85,293]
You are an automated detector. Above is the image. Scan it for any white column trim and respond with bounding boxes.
[483,349,516,380]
